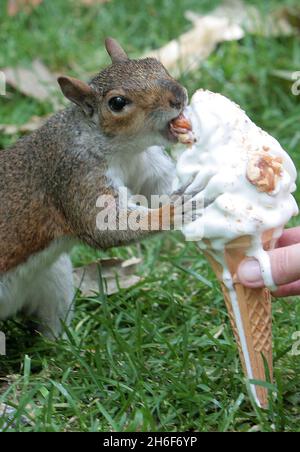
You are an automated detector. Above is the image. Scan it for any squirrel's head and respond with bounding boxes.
[58,38,188,149]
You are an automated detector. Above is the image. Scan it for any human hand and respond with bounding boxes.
[237,226,300,297]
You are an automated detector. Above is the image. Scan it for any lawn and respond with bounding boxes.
[1,0,300,432]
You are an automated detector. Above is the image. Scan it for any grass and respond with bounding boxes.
[1,0,300,432]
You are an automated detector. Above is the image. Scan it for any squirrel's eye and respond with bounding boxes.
[108,96,128,112]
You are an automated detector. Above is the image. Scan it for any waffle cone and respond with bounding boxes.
[204,231,275,408]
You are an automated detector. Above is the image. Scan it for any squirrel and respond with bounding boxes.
[0,38,196,338]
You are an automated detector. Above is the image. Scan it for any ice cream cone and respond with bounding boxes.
[203,230,276,408]
[174,89,298,408]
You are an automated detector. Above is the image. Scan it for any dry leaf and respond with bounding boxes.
[7,0,43,16]
[144,0,297,77]
[0,124,19,135]
[188,0,296,37]
[144,3,244,76]
[0,403,30,430]
[0,403,15,418]
[196,0,294,36]
[3,60,61,107]
[73,257,142,297]
[282,7,300,30]
[0,115,49,135]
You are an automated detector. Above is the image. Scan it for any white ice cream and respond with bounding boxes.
[174,89,298,280]
[174,89,299,406]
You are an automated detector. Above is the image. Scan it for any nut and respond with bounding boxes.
[246,152,283,193]
[170,113,195,145]
[171,114,193,131]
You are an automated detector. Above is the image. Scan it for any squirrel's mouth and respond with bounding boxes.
[164,113,195,145]
[162,123,179,143]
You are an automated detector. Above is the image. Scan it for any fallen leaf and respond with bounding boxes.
[274,6,300,32]
[7,0,43,16]
[188,0,296,37]
[201,0,296,37]
[144,2,244,76]
[73,257,142,297]
[0,124,19,135]
[144,0,297,77]
[3,60,61,107]
[0,114,49,135]
[0,403,30,430]
[0,403,15,418]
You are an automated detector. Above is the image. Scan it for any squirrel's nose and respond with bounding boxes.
[169,86,188,111]
[158,79,188,111]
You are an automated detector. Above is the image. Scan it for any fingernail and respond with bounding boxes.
[238,259,264,286]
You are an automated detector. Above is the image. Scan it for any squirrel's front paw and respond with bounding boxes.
[171,189,204,231]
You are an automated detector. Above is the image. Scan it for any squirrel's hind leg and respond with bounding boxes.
[28,254,75,339]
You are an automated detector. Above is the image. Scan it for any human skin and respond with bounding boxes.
[237,226,300,297]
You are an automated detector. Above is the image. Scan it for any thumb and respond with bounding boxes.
[237,243,300,288]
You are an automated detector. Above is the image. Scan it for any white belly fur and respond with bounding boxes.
[0,238,74,321]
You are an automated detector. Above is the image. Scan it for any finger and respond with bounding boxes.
[276,226,300,248]
[237,243,300,288]
[272,280,300,298]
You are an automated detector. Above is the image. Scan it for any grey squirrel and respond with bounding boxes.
[0,38,196,338]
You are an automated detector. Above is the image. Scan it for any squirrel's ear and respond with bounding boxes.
[105,37,129,63]
[58,76,96,117]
